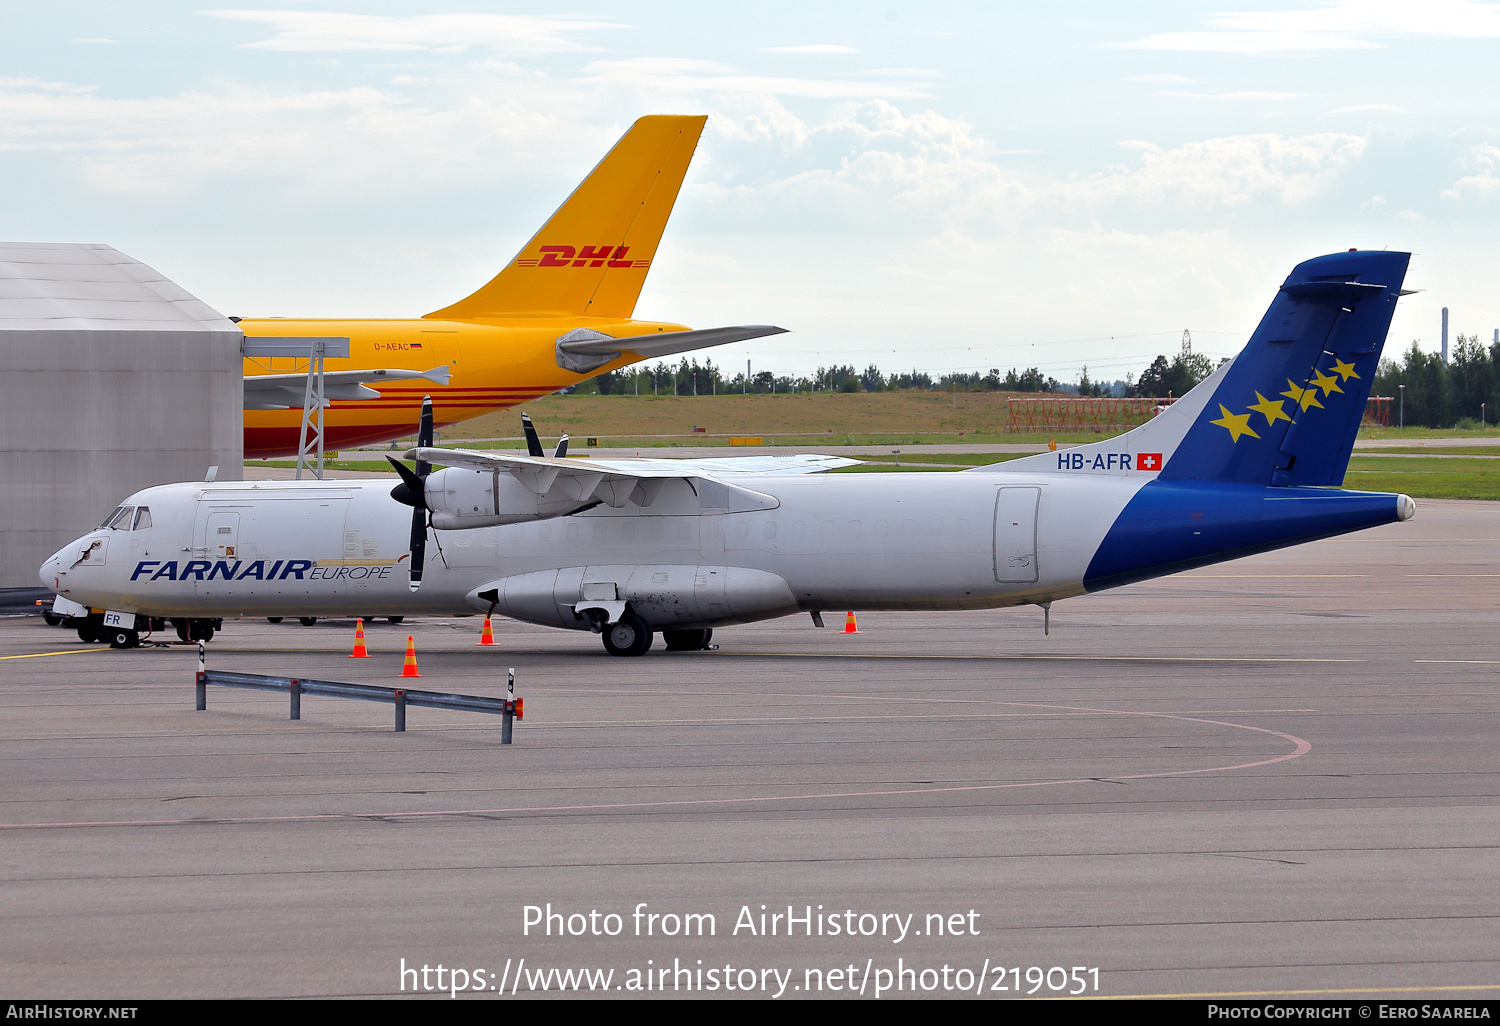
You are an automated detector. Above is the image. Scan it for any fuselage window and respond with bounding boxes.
[133,507,152,530]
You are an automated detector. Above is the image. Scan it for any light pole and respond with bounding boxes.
[1399,383,1404,429]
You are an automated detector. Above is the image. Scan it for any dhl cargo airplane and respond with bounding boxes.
[240,114,784,458]
[46,251,1416,656]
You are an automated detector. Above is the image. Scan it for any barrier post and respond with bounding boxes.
[290,678,301,720]
[501,667,515,745]
[195,641,206,710]
[394,689,406,732]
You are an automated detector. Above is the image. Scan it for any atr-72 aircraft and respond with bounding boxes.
[46,250,1415,655]
[239,114,784,458]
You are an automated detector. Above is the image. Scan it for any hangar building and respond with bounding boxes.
[0,242,242,589]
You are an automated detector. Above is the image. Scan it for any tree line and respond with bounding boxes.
[1374,335,1500,428]
[570,352,1220,399]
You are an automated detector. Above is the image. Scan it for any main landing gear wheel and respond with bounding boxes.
[107,628,139,649]
[386,616,404,625]
[266,617,283,624]
[299,616,318,626]
[602,613,653,657]
[663,628,713,651]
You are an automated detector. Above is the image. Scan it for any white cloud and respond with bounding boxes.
[762,45,860,55]
[1442,143,1500,199]
[204,9,624,54]
[1330,104,1406,113]
[577,57,934,99]
[1161,90,1304,101]
[1128,73,1193,83]
[1119,0,1500,54]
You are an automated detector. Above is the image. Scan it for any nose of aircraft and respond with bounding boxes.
[40,536,87,589]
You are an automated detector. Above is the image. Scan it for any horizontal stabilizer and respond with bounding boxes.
[555,324,788,374]
[244,365,449,410]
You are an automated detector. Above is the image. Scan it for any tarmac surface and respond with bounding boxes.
[2,499,1498,999]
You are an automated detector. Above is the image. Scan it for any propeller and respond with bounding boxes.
[521,411,569,458]
[386,395,434,592]
[521,412,544,457]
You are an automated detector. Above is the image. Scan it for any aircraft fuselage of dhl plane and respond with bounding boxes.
[49,251,1417,656]
[239,115,785,458]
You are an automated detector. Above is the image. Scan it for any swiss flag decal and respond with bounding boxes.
[1137,452,1164,472]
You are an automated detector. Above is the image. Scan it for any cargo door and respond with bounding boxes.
[993,487,1040,584]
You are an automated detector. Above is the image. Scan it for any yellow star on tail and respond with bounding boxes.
[1248,391,1290,427]
[1282,379,1323,411]
[1311,368,1344,397]
[1331,358,1360,382]
[1211,404,1260,442]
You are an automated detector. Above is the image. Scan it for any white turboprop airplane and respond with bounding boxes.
[44,251,1416,656]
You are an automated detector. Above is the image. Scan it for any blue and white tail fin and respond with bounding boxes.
[989,250,1410,486]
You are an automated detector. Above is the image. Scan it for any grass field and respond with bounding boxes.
[420,392,1124,448]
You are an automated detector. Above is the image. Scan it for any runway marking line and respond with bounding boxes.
[0,649,107,661]
[0,700,1312,831]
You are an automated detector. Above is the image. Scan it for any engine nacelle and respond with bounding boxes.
[466,564,800,631]
[424,467,598,530]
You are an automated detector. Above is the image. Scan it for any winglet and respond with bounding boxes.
[425,115,707,321]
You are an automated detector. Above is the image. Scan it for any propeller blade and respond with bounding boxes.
[554,434,569,459]
[521,412,544,457]
[385,457,427,509]
[417,395,434,468]
[408,509,426,592]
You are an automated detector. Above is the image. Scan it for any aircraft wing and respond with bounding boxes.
[555,325,788,373]
[585,454,860,476]
[244,365,451,410]
[413,448,857,479]
[410,446,858,510]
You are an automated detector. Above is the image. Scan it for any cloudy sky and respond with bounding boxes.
[5,2,1500,383]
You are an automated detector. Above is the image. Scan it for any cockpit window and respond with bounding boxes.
[132,507,152,530]
[99,507,124,529]
[104,507,134,530]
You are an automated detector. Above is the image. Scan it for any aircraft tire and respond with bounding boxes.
[602,613,653,657]
[386,616,404,625]
[267,617,283,624]
[663,628,712,651]
[299,617,318,626]
[43,612,64,626]
[174,620,191,643]
[107,629,139,649]
[77,623,99,644]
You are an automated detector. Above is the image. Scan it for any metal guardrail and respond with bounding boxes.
[193,644,523,740]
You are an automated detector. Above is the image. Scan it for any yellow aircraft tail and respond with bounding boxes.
[426,115,707,321]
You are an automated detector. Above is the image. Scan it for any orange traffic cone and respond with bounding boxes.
[400,635,421,677]
[477,616,495,646]
[350,618,369,658]
[843,611,860,634]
